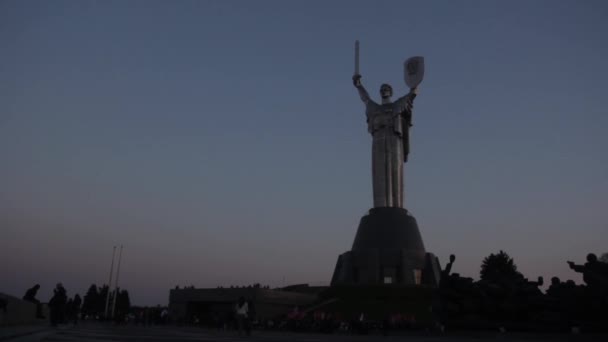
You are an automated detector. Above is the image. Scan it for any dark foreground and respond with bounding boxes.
[5,323,608,342]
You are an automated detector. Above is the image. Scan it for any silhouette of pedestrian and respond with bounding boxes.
[23,284,44,319]
[72,294,82,325]
[235,297,248,336]
[49,283,67,327]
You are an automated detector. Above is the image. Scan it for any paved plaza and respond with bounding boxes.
[4,323,605,342]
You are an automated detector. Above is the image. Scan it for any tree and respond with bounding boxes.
[480,250,523,284]
[116,289,131,317]
[82,284,99,316]
[97,285,110,315]
[81,284,131,319]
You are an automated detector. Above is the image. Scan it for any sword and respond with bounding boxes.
[354,40,360,76]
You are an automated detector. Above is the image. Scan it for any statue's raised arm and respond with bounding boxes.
[353,75,371,104]
[394,87,417,114]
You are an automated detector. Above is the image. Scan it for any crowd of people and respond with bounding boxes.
[21,283,83,327]
[179,296,427,336]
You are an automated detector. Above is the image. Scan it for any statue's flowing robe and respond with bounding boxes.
[357,86,415,208]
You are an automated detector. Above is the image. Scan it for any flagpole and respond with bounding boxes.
[104,246,116,319]
[111,245,123,319]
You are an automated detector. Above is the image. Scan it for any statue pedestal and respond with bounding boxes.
[331,207,440,286]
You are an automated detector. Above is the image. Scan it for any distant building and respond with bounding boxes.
[169,285,322,323]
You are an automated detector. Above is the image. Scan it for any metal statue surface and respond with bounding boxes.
[353,41,423,208]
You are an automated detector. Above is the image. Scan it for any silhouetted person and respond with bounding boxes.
[546,276,566,311]
[357,312,368,335]
[23,284,40,301]
[72,294,82,325]
[235,296,248,336]
[49,283,67,327]
[160,308,168,325]
[549,276,561,288]
[568,253,607,291]
[66,298,73,320]
[23,284,44,319]
[537,276,544,286]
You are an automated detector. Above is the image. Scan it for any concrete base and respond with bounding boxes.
[0,293,45,326]
[331,207,441,286]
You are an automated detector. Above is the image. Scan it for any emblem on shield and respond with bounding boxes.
[404,56,425,89]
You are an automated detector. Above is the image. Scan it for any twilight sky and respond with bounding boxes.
[1,0,607,306]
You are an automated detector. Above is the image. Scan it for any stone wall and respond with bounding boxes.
[0,292,39,326]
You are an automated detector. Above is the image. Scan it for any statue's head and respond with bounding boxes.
[380,83,393,99]
[587,253,597,263]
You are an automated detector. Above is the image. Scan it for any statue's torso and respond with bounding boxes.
[367,102,403,135]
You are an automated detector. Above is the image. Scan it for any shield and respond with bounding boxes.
[404,56,425,89]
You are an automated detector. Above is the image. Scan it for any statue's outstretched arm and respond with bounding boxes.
[567,261,584,273]
[395,88,417,113]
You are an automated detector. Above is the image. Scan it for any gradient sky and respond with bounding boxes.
[2,0,607,306]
